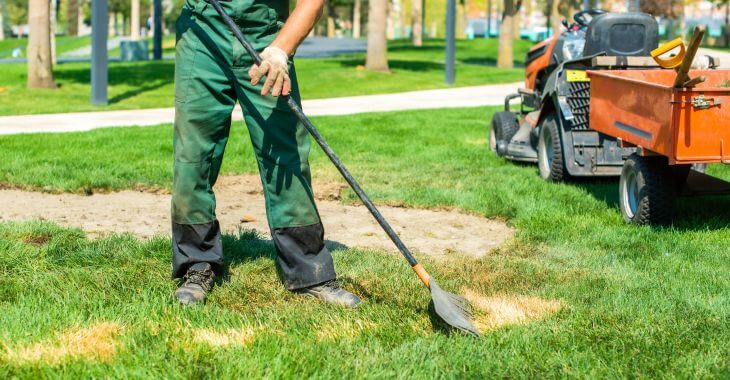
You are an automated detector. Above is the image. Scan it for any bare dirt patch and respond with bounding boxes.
[463,290,563,332]
[4,322,122,365]
[0,175,513,258]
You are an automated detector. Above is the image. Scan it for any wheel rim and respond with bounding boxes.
[489,127,497,152]
[623,170,639,219]
[538,127,553,174]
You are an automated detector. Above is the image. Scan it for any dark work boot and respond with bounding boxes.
[175,262,215,305]
[296,280,361,308]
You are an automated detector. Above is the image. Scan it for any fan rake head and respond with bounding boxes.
[429,279,480,337]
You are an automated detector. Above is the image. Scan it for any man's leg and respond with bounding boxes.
[234,64,337,289]
[171,5,237,289]
[233,63,358,306]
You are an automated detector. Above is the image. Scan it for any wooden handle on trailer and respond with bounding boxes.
[673,26,706,88]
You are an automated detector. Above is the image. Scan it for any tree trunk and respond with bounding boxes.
[0,5,5,40]
[131,0,141,39]
[79,0,85,33]
[498,13,513,68]
[411,0,422,46]
[327,3,335,37]
[50,0,57,64]
[725,0,729,48]
[67,0,79,36]
[366,0,389,71]
[28,0,56,89]
[550,0,561,36]
[386,0,395,39]
[513,11,521,38]
[498,0,521,68]
[352,0,361,38]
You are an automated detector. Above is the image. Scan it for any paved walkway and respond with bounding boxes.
[0,37,364,64]
[0,82,522,135]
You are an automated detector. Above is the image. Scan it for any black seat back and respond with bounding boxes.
[583,13,659,57]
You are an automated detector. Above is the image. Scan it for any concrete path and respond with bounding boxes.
[0,82,522,135]
[0,37,363,64]
[64,37,124,57]
[296,37,366,58]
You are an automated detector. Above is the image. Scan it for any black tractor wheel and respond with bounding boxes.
[490,111,519,156]
[537,114,566,181]
[619,154,676,226]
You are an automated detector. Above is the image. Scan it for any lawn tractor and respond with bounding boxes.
[490,11,730,225]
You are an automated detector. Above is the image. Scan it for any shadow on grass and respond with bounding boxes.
[572,176,730,231]
[54,60,174,86]
[108,81,170,104]
[219,229,351,284]
[336,58,445,72]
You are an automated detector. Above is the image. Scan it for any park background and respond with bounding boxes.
[0,0,729,378]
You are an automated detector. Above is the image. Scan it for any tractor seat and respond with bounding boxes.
[583,12,659,57]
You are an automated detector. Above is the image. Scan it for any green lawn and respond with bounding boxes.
[0,36,92,59]
[0,107,728,377]
[0,38,530,116]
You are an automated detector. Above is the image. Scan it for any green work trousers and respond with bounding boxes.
[171,0,336,290]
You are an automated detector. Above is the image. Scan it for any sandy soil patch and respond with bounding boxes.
[0,175,513,258]
[4,322,122,365]
[463,290,563,332]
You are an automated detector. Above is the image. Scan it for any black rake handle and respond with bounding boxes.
[207,0,430,284]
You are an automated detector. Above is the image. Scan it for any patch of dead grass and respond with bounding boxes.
[193,328,256,348]
[22,234,52,246]
[4,322,122,365]
[463,290,563,332]
[315,319,376,341]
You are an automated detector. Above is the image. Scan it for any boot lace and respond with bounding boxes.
[321,279,341,291]
[185,269,212,290]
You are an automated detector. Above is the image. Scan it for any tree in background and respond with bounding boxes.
[366,0,389,71]
[497,0,521,68]
[66,0,80,36]
[27,0,56,88]
[0,1,5,40]
[131,0,141,39]
[327,0,337,37]
[716,0,730,47]
[549,0,561,36]
[352,0,361,38]
[641,0,683,39]
[411,0,423,46]
[6,0,27,37]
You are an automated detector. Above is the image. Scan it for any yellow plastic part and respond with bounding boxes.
[566,70,590,82]
[651,38,686,69]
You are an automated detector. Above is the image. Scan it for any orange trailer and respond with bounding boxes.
[588,69,730,164]
[586,68,730,225]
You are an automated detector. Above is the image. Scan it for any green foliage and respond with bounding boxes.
[5,0,26,28]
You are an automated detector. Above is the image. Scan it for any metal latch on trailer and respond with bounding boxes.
[671,94,722,110]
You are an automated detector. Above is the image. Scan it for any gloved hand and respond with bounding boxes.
[249,46,291,97]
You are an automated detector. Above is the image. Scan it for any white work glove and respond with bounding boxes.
[249,46,291,97]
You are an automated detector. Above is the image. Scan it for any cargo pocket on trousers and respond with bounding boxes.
[174,29,199,103]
